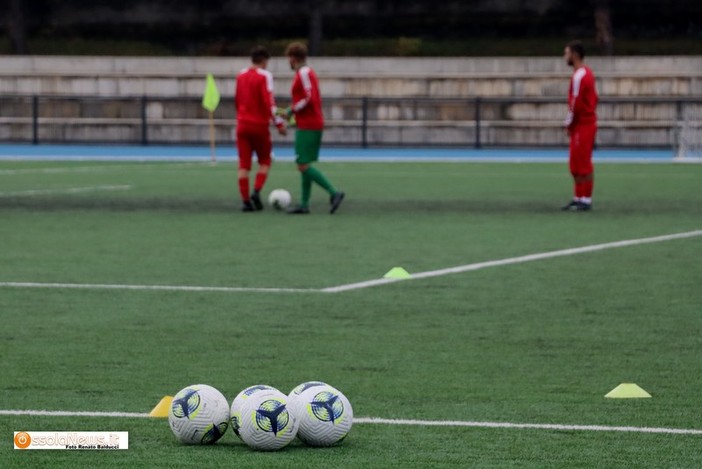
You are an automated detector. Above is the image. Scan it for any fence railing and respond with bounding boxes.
[1,94,701,149]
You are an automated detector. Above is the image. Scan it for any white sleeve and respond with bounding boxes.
[292,67,313,112]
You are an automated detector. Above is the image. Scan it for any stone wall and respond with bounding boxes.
[0,56,700,147]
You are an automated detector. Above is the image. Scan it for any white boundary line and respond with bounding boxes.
[0,409,149,419]
[1,410,700,435]
[322,229,702,292]
[354,417,702,435]
[0,156,687,164]
[0,230,700,294]
[0,162,199,175]
[0,185,132,197]
[0,282,315,294]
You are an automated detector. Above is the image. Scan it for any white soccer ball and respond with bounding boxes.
[168,384,230,445]
[287,381,353,447]
[268,189,291,210]
[230,384,277,439]
[236,387,298,451]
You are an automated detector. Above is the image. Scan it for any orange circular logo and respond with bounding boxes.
[14,431,31,449]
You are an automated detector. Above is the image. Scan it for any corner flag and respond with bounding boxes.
[202,73,220,112]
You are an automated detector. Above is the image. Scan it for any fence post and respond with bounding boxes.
[361,97,368,148]
[474,97,482,149]
[141,95,148,145]
[32,95,39,145]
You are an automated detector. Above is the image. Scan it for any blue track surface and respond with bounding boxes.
[0,144,675,163]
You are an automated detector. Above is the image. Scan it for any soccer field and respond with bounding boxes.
[1,158,701,467]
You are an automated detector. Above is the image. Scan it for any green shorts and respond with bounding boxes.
[294,130,323,164]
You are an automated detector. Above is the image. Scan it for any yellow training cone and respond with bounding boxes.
[149,395,173,417]
[383,267,411,279]
[605,383,651,399]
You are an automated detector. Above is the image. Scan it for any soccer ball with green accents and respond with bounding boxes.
[236,387,298,451]
[268,189,291,210]
[230,384,276,438]
[287,381,353,446]
[168,384,230,445]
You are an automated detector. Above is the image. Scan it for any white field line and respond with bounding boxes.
[354,417,702,435]
[0,282,315,294]
[1,410,701,435]
[322,229,702,293]
[0,185,132,197]
[0,230,700,295]
[0,162,201,176]
[0,409,150,419]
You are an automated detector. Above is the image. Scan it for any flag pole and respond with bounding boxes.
[202,73,220,165]
[208,111,216,164]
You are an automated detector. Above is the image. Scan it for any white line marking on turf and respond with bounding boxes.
[0,185,132,197]
[0,230,700,295]
[1,410,700,435]
[354,417,702,435]
[0,281,315,294]
[322,229,702,292]
[0,163,198,175]
[0,409,150,419]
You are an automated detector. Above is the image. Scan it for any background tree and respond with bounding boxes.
[7,0,28,54]
[593,0,614,55]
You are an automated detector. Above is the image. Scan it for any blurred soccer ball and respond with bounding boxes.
[236,387,298,451]
[230,384,276,438]
[268,189,292,210]
[168,384,230,445]
[287,381,353,447]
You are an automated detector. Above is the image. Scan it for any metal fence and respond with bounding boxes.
[0,94,700,149]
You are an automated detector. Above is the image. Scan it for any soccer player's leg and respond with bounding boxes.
[250,128,273,211]
[563,126,594,211]
[562,131,581,210]
[579,125,596,208]
[572,125,595,210]
[236,127,255,212]
[293,129,345,214]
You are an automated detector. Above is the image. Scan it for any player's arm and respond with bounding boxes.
[262,73,286,135]
[572,76,592,116]
[566,69,588,129]
[290,68,313,114]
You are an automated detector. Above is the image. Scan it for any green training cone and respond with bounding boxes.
[605,383,652,399]
[383,267,411,279]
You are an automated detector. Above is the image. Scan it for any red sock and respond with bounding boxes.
[254,172,268,192]
[583,180,594,198]
[574,182,584,198]
[238,177,250,201]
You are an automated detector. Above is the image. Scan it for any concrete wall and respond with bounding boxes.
[0,56,700,147]
[1,56,701,98]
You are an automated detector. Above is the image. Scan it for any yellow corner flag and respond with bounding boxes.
[202,73,220,113]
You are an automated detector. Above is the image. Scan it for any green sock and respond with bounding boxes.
[301,170,312,208]
[304,166,336,195]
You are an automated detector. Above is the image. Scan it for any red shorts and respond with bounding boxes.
[236,121,272,171]
[569,124,597,177]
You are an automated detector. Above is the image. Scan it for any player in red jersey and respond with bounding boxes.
[562,40,598,211]
[235,46,286,212]
[281,42,345,214]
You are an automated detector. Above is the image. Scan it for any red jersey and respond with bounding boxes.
[235,67,283,128]
[291,66,324,130]
[565,66,598,129]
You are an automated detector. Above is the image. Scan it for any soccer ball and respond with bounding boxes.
[230,384,276,438]
[236,387,298,451]
[268,189,291,210]
[168,384,230,445]
[287,381,353,447]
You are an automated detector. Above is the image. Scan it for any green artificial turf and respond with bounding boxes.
[1,160,701,467]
